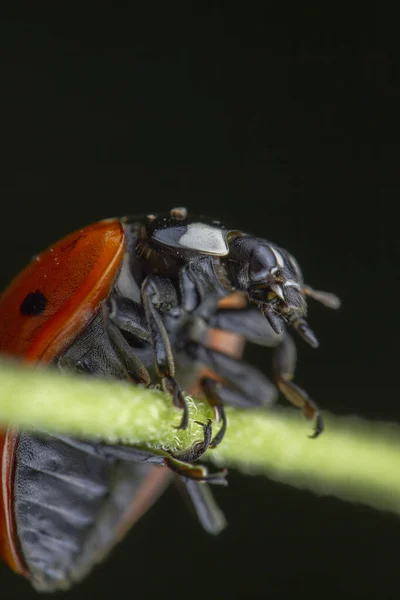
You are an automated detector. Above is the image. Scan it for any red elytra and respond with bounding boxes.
[0,218,244,584]
[0,219,126,576]
[0,219,125,362]
[0,430,23,574]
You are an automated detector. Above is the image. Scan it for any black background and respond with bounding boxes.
[0,6,397,599]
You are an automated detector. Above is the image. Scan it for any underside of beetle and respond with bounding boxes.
[0,207,340,590]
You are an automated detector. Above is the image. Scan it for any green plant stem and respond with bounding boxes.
[1,357,400,516]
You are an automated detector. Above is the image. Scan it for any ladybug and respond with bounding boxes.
[0,206,339,591]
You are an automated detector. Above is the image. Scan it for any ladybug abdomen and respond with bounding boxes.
[13,433,152,591]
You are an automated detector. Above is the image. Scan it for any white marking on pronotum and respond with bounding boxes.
[179,223,229,255]
[269,245,285,268]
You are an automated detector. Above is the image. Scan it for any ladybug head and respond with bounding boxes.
[226,235,340,347]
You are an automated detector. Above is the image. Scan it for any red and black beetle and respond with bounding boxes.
[0,207,339,590]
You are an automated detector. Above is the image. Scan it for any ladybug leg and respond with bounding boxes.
[141,276,189,429]
[164,420,227,484]
[198,377,227,449]
[195,344,279,408]
[179,262,199,312]
[188,344,278,448]
[180,260,224,316]
[204,308,323,438]
[209,306,283,347]
[179,479,227,534]
[100,421,227,485]
[164,457,227,485]
[106,295,151,343]
[273,333,323,438]
[199,371,277,450]
[57,311,145,382]
[104,317,151,385]
[59,314,222,482]
[173,418,213,462]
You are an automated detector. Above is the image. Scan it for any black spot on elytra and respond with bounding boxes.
[20,290,48,316]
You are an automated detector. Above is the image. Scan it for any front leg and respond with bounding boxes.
[141,275,189,429]
[209,306,283,347]
[188,344,279,448]
[180,257,229,316]
[273,334,323,438]
[205,306,323,438]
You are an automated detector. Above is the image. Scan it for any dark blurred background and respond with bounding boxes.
[0,6,397,599]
